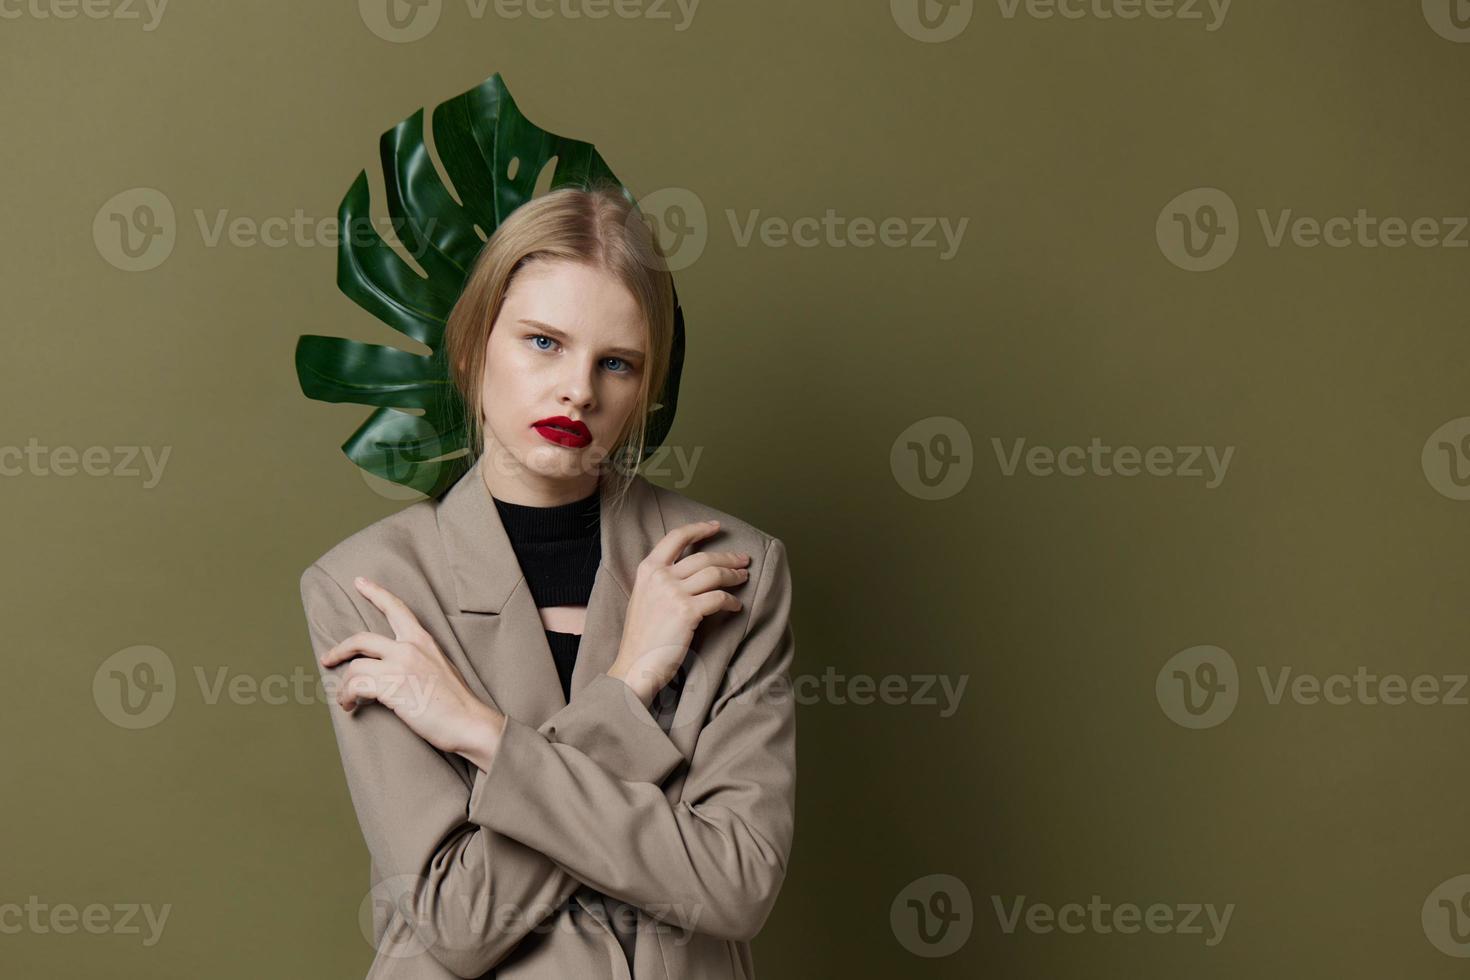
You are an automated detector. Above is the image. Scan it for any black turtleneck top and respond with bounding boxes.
[489,487,601,702]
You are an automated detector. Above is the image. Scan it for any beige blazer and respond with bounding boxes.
[298,455,797,979]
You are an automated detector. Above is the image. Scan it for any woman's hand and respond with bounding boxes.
[608,520,752,706]
[319,577,505,768]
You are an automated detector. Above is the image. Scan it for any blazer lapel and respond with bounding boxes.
[433,454,665,730]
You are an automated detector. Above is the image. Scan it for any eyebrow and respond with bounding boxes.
[517,319,646,362]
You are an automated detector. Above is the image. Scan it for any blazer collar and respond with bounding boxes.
[431,455,667,726]
[434,454,664,615]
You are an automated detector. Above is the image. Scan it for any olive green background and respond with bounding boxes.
[5,0,1470,975]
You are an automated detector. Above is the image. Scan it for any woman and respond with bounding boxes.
[298,185,797,979]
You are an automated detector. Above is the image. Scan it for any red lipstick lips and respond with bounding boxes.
[532,415,592,448]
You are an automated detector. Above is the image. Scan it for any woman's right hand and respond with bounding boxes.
[608,520,752,706]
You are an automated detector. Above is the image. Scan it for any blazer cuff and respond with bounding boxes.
[468,674,686,823]
[544,673,687,785]
[470,712,581,835]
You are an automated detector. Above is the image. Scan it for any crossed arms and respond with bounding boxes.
[298,536,796,978]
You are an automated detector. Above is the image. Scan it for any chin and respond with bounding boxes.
[523,443,596,480]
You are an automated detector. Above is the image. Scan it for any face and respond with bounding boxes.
[476,257,648,505]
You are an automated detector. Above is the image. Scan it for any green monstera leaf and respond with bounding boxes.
[295,71,686,498]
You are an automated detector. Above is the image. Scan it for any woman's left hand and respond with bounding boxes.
[319,576,503,761]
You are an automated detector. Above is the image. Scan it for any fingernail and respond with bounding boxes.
[708,520,719,526]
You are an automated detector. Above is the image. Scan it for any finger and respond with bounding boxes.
[671,550,751,579]
[336,661,390,712]
[691,590,743,618]
[644,521,723,569]
[321,630,400,669]
[354,577,430,644]
[680,564,750,596]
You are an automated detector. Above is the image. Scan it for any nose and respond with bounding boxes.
[558,354,597,412]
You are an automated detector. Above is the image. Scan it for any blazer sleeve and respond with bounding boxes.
[299,563,687,979]
[466,535,798,942]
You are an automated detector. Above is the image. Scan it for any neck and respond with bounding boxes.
[477,442,602,507]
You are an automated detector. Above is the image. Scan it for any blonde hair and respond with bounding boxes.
[443,181,676,510]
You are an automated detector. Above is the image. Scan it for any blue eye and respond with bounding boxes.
[529,334,634,374]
